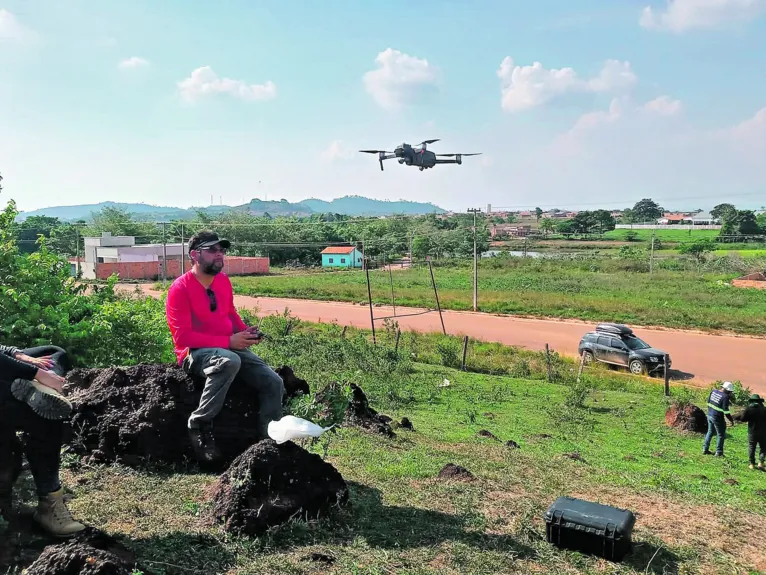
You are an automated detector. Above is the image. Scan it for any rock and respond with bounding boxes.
[437,463,475,481]
[274,365,310,401]
[208,440,349,536]
[23,530,144,575]
[62,363,308,467]
[723,478,739,486]
[665,404,708,433]
[398,417,414,430]
[344,383,395,437]
[505,440,520,449]
[563,452,587,464]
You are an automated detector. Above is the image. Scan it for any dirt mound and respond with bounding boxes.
[505,440,520,449]
[563,452,587,464]
[274,365,310,401]
[23,530,143,575]
[665,404,708,433]
[208,439,349,536]
[344,383,395,437]
[477,430,499,440]
[438,463,475,481]
[398,417,414,430]
[63,363,306,467]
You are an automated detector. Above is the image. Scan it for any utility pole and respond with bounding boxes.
[467,208,481,312]
[75,226,81,278]
[180,223,185,274]
[162,222,168,283]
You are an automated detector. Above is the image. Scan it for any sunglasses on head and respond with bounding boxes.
[206,288,217,312]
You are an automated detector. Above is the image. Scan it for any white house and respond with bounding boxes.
[79,232,184,279]
[691,211,719,225]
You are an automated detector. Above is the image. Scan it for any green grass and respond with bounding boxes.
[8,317,762,574]
[602,229,721,241]
[230,257,766,335]
[40,343,763,575]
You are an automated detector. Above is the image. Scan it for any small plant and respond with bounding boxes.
[435,336,461,369]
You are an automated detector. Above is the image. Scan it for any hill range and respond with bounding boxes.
[17,196,447,222]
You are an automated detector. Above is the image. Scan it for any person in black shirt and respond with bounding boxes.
[734,394,766,470]
[0,344,85,537]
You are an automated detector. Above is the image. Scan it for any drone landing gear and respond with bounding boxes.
[419,166,424,171]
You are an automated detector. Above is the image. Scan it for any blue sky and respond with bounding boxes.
[1,0,765,214]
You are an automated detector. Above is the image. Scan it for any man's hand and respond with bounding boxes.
[35,369,66,394]
[230,330,260,350]
[15,353,55,370]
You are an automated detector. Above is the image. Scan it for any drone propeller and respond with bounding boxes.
[435,153,482,157]
[420,139,440,146]
[359,150,392,154]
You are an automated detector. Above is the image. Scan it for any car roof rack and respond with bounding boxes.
[595,323,633,335]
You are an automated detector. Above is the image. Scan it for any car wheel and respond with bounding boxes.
[582,351,594,364]
[629,359,645,375]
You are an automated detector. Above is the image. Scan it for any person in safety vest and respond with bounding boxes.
[702,381,735,457]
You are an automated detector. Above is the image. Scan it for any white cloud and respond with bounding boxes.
[496,57,637,112]
[640,0,766,32]
[363,48,439,110]
[178,66,276,103]
[643,95,682,116]
[320,140,355,162]
[0,9,36,41]
[118,57,149,69]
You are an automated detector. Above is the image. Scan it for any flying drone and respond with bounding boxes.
[359,139,481,171]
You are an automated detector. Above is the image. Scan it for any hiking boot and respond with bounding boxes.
[750,464,756,470]
[714,452,725,458]
[33,488,86,537]
[11,378,72,420]
[188,426,221,464]
[702,450,713,455]
[758,461,765,470]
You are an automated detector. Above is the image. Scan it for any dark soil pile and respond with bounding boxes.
[438,463,475,481]
[665,404,707,433]
[22,530,143,575]
[398,417,414,430]
[274,365,310,401]
[505,440,520,449]
[344,383,395,437]
[208,439,349,536]
[63,363,306,467]
[477,430,499,440]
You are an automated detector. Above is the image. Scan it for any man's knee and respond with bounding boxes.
[200,349,242,378]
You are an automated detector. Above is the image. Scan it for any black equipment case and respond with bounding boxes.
[544,496,636,561]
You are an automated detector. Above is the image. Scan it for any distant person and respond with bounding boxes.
[0,343,86,537]
[734,394,766,470]
[165,231,284,464]
[702,381,735,457]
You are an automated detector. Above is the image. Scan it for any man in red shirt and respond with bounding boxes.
[165,231,284,464]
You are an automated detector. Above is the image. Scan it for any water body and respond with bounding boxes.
[482,250,544,258]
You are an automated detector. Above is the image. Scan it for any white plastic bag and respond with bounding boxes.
[267,415,334,444]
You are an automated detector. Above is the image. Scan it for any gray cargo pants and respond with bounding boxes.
[182,348,285,437]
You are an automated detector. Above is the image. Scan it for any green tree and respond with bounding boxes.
[678,239,716,267]
[721,210,762,237]
[592,210,616,232]
[412,236,432,259]
[711,203,737,222]
[539,218,556,236]
[630,199,664,223]
[534,207,543,222]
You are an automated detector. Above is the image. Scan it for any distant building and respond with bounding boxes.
[77,232,268,280]
[657,213,693,225]
[490,224,532,238]
[691,211,719,225]
[321,246,364,268]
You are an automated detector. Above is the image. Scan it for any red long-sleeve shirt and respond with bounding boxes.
[165,271,248,365]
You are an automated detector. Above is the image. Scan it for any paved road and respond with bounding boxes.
[120,284,766,393]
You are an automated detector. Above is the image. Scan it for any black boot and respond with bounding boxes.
[188,425,221,464]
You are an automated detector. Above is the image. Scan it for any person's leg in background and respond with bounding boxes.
[0,399,84,536]
[21,345,70,376]
[233,349,285,438]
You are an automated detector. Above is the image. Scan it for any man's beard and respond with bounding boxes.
[201,260,223,275]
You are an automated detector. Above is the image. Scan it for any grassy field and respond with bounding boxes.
[11,318,765,574]
[602,229,720,241]
[230,258,766,335]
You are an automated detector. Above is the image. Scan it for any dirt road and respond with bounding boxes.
[120,284,766,393]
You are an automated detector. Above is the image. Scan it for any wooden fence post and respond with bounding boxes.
[664,354,670,396]
[461,335,469,371]
[395,329,401,354]
[545,344,553,382]
[576,351,587,383]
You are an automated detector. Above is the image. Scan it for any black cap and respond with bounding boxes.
[188,230,231,254]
